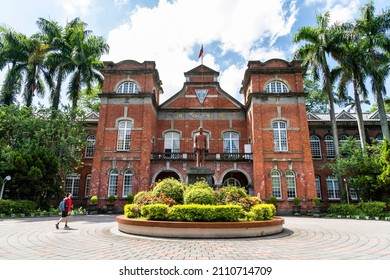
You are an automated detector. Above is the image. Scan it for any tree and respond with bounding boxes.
[354,2,390,140]
[304,77,329,113]
[293,12,342,159]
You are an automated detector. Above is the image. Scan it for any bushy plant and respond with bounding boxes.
[108,194,116,203]
[0,199,37,215]
[140,204,169,220]
[152,177,184,204]
[187,179,211,190]
[312,197,321,207]
[135,191,175,206]
[167,204,242,222]
[251,204,276,220]
[184,187,215,205]
[293,197,301,206]
[134,191,149,204]
[267,195,278,209]
[237,196,262,211]
[217,186,248,204]
[90,195,98,204]
[126,194,134,204]
[358,201,386,217]
[327,203,358,216]
[124,204,140,218]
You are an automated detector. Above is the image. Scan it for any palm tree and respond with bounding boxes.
[63,18,109,108]
[332,36,369,151]
[293,12,342,159]
[354,2,390,140]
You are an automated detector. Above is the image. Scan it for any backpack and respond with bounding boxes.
[59,199,68,211]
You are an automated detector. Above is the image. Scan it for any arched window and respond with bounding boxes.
[315,175,322,199]
[164,131,180,158]
[123,170,134,197]
[116,81,139,94]
[310,135,322,159]
[286,170,296,199]
[223,132,239,153]
[273,121,288,151]
[271,170,282,199]
[85,135,96,158]
[265,81,289,93]
[223,178,241,187]
[324,135,335,158]
[108,170,119,196]
[117,120,132,151]
[84,174,91,198]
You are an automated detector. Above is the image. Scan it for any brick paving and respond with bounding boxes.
[0,215,389,260]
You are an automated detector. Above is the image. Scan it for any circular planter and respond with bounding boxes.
[116,215,285,239]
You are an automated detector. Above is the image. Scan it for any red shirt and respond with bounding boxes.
[65,197,72,212]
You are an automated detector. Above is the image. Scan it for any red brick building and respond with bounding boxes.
[66,58,387,213]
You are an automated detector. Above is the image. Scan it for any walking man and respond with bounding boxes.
[55,193,72,229]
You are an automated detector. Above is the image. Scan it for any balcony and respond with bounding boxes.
[150,152,253,162]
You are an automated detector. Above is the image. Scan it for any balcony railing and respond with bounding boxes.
[150,152,253,161]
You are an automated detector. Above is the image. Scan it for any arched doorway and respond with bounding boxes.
[222,171,249,192]
[154,170,180,183]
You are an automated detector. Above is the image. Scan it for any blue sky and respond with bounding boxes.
[0,0,388,109]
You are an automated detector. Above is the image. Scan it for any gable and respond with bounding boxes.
[336,110,355,120]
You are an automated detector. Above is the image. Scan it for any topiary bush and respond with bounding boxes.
[167,204,242,222]
[184,187,215,205]
[217,186,248,204]
[237,196,262,211]
[124,204,140,218]
[152,177,184,204]
[186,179,211,190]
[126,194,134,204]
[251,204,276,220]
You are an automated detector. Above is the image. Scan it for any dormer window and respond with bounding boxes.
[116,81,140,94]
[265,81,289,93]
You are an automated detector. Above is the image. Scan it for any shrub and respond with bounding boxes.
[126,194,134,204]
[237,196,262,211]
[90,195,98,204]
[358,201,386,217]
[140,204,169,220]
[167,204,242,222]
[108,194,116,203]
[327,203,358,216]
[187,179,211,190]
[0,200,37,215]
[293,197,301,206]
[134,191,175,206]
[251,204,276,220]
[184,187,215,205]
[124,204,140,218]
[312,197,321,207]
[267,196,278,208]
[217,186,248,204]
[152,177,184,204]
[134,191,150,204]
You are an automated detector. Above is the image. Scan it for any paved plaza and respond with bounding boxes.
[0,215,389,260]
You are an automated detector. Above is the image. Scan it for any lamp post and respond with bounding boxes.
[1,176,11,200]
[343,178,350,204]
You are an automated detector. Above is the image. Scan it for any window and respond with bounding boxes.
[265,81,289,93]
[286,171,296,199]
[375,134,383,143]
[108,170,119,196]
[123,170,134,197]
[116,81,139,94]
[326,175,340,200]
[84,174,91,198]
[85,135,96,158]
[324,135,335,158]
[223,178,241,187]
[310,135,322,159]
[223,132,239,153]
[273,121,288,151]
[315,175,322,199]
[350,188,358,200]
[65,173,80,197]
[164,132,180,158]
[271,170,282,199]
[339,134,349,148]
[117,121,132,151]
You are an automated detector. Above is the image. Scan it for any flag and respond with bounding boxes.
[198,44,203,59]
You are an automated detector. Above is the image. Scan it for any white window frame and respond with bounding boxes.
[326,175,340,200]
[85,135,96,158]
[84,174,91,198]
[315,175,322,199]
[123,170,134,197]
[223,132,239,154]
[223,178,241,187]
[117,121,132,151]
[265,81,289,93]
[273,121,288,151]
[271,170,282,199]
[310,135,322,159]
[324,135,335,158]
[65,173,80,197]
[108,170,119,196]
[116,81,139,94]
[286,170,297,199]
[164,131,180,158]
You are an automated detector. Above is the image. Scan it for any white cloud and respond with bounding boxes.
[57,0,93,16]
[102,0,299,102]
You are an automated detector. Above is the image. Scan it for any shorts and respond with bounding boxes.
[61,211,69,218]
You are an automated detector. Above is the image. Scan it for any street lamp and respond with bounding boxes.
[1,176,11,200]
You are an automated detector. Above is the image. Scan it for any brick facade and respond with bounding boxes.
[68,59,387,213]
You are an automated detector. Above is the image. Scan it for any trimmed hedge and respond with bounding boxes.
[124,204,140,218]
[251,204,276,220]
[184,187,215,205]
[141,204,169,220]
[168,204,243,222]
